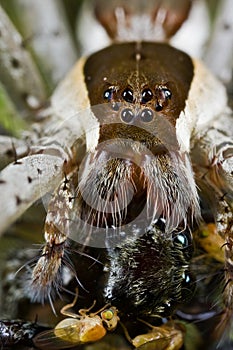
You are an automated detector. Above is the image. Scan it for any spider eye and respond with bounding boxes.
[121,108,134,123]
[173,230,193,260]
[183,271,191,284]
[140,108,154,122]
[103,87,115,102]
[155,104,163,111]
[141,88,153,103]
[155,86,172,111]
[155,217,166,231]
[162,88,172,100]
[160,301,173,315]
[111,102,120,111]
[173,232,191,249]
[122,88,134,103]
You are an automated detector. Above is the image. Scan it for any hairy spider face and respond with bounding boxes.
[85,42,193,125]
[66,43,201,249]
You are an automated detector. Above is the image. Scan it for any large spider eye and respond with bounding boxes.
[103,87,116,102]
[122,88,134,103]
[121,108,134,123]
[155,86,172,111]
[141,88,153,104]
[140,108,154,122]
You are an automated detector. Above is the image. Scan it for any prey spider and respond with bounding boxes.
[0,1,232,349]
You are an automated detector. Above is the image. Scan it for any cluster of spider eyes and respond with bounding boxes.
[103,86,172,123]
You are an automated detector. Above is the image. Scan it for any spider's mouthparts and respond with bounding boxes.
[75,142,200,234]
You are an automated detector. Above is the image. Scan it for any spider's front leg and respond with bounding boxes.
[192,109,233,339]
[202,114,233,202]
[30,163,78,304]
